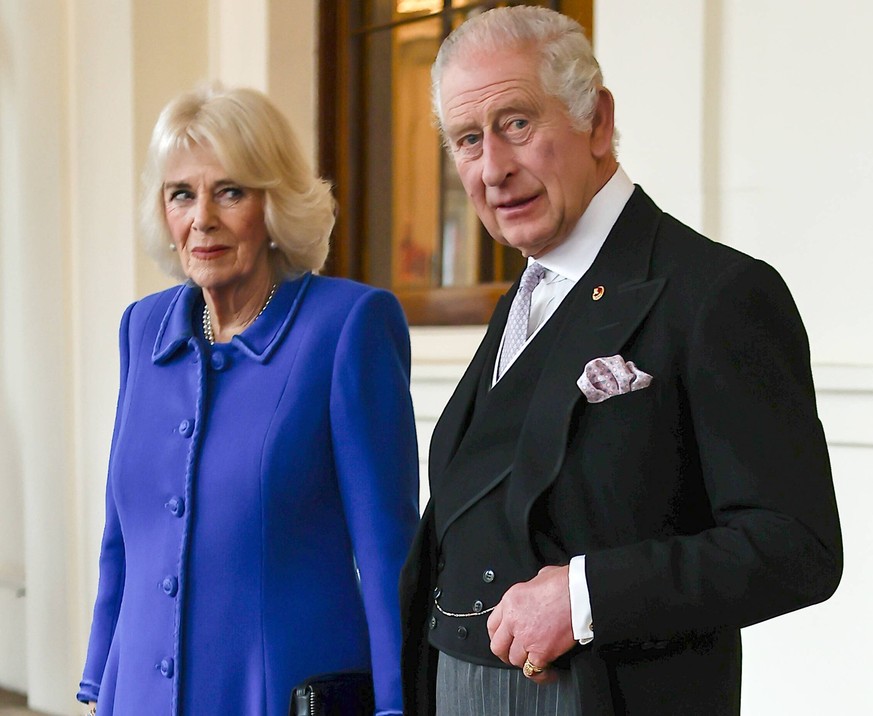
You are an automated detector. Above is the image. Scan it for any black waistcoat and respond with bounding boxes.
[428,307,571,667]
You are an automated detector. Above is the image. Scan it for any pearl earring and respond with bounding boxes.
[169,243,177,252]
[269,240,278,250]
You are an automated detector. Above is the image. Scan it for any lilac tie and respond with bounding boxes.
[498,262,546,379]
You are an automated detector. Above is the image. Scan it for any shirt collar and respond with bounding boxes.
[531,165,634,281]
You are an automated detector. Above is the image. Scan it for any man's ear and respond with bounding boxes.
[589,87,615,158]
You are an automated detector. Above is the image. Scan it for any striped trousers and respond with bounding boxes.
[436,652,582,716]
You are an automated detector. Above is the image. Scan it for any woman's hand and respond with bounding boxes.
[86,702,97,715]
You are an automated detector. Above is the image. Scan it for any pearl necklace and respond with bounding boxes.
[202,283,278,345]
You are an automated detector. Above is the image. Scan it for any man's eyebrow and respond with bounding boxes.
[444,123,480,138]
[494,101,539,118]
[446,100,539,131]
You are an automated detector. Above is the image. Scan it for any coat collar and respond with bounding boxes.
[152,273,313,364]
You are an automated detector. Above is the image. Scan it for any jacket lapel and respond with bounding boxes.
[427,291,512,482]
[429,187,668,551]
[505,187,667,542]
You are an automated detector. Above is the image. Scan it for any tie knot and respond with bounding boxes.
[520,262,546,293]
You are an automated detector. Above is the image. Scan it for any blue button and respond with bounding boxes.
[210,352,228,371]
[165,497,185,518]
[159,658,174,678]
[178,419,194,438]
[161,576,178,597]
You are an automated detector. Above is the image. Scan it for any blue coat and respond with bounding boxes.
[78,274,419,715]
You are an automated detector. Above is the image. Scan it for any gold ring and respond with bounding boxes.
[523,657,546,678]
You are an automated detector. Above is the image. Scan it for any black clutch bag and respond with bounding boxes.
[289,670,375,716]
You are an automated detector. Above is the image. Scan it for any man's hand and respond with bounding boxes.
[486,565,576,684]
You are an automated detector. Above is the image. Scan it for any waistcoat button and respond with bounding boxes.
[482,569,495,583]
[159,658,174,678]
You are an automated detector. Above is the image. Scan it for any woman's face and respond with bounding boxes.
[163,144,271,292]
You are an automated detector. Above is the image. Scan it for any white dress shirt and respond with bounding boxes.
[493,165,635,644]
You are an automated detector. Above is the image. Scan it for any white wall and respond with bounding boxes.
[0,0,31,689]
[0,0,80,703]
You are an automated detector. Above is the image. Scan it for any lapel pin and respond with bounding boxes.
[592,285,605,301]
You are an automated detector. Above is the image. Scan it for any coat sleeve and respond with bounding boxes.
[585,258,842,647]
[77,303,136,704]
[329,288,420,716]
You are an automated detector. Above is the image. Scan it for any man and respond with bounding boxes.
[400,6,842,716]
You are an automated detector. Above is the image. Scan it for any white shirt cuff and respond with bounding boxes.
[568,555,594,644]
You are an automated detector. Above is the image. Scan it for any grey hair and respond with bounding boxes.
[140,84,335,280]
[432,6,604,134]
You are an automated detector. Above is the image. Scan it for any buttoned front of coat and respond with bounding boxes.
[79,274,419,715]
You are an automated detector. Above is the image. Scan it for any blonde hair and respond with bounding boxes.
[141,84,335,279]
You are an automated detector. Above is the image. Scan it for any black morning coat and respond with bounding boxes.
[399,187,843,716]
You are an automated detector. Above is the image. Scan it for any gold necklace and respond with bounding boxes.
[202,283,278,345]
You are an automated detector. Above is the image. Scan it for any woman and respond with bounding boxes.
[76,85,419,715]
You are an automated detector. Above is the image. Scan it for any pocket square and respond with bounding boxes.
[577,355,653,404]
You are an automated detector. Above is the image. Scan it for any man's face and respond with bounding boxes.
[440,46,607,258]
